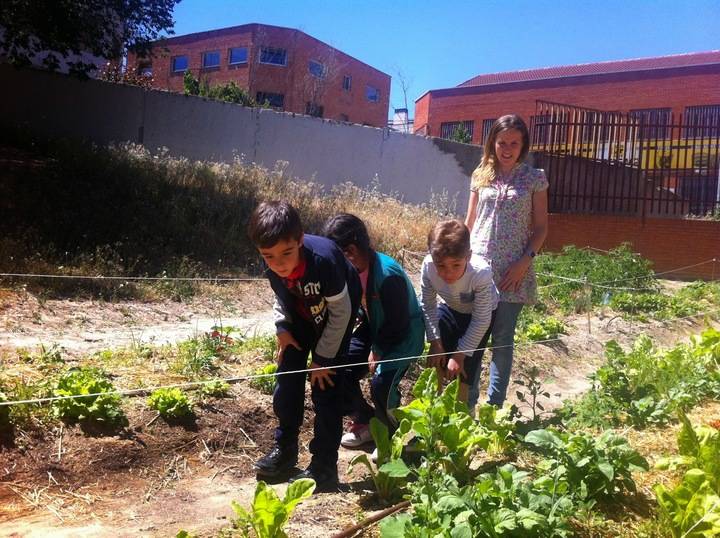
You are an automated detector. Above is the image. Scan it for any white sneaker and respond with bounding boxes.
[341,423,373,448]
[371,447,378,463]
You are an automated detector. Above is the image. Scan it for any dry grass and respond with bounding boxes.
[0,139,440,299]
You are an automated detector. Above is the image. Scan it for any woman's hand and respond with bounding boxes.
[499,256,531,292]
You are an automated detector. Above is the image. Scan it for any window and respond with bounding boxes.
[138,62,153,78]
[629,108,671,139]
[342,75,352,91]
[308,59,326,78]
[305,102,324,118]
[259,47,287,66]
[172,55,188,73]
[685,104,720,138]
[229,47,248,65]
[366,85,380,103]
[440,121,475,141]
[480,118,496,144]
[256,92,285,108]
[202,51,221,69]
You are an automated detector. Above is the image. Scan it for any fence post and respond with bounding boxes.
[584,277,592,334]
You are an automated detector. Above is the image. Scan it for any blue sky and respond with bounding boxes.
[170,0,720,118]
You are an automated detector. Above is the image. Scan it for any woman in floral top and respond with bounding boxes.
[464,114,548,409]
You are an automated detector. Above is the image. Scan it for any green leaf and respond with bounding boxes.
[379,459,411,479]
[282,478,315,513]
[597,461,615,482]
[380,513,411,538]
[370,417,391,465]
[524,429,563,450]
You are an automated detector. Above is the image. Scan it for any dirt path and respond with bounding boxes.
[1,282,718,537]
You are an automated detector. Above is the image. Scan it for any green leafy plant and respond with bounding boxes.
[523,317,567,342]
[524,428,649,502]
[147,387,193,419]
[656,411,720,492]
[52,367,126,426]
[198,379,230,399]
[655,469,720,537]
[172,335,219,377]
[230,478,315,538]
[348,418,412,504]
[514,366,555,424]
[393,368,491,483]
[381,463,575,538]
[249,364,278,395]
[475,403,517,456]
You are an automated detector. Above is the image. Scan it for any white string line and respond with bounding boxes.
[0,273,265,282]
[400,248,717,288]
[0,337,567,408]
[3,302,720,409]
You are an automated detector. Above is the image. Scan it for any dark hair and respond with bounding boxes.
[323,213,371,254]
[247,201,303,248]
[484,114,530,165]
[428,219,470,260]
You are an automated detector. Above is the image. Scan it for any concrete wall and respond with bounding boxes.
[0,64,480,207]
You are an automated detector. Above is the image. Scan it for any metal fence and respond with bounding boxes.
[530,101,720,218]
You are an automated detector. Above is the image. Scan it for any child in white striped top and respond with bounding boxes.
[420,219,499,407]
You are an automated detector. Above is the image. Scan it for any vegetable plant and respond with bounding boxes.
[348,417,412,504]
[147,387,193,419]
[52,367,127,426]
[249,363,278,395]
[231,478,315,538]
[524,428,649,502]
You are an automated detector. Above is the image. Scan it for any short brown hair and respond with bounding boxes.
[428,219,470,260]
[247,201,303,248]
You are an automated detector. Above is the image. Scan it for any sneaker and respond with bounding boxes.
[370,447,378,463]
[341,423,373,448]
[253,445,298,477]
[289,462,339,493]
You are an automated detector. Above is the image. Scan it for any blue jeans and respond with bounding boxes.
[468,301,524,410]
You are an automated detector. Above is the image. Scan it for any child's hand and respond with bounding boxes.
[309,361,335,390]
[276,331,301,365]
[446,353,466,380]
[369,351,381,374]
[427,340,446,368]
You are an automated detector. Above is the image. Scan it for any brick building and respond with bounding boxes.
[414,51,720,144]
[129,23,390,127]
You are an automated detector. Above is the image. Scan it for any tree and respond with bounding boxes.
[451,123,472,144]
[182,70,264,108]
[0,0,180,76]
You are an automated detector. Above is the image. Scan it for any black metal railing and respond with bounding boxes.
[530,101,720,218]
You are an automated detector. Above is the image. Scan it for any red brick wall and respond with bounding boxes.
[128,24,390,127]
[415,68,720,143]
[546,214,720,280]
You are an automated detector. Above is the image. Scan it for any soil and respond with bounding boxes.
[0,279,718,537]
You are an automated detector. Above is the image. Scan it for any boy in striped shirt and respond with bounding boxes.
[420,219,498,407]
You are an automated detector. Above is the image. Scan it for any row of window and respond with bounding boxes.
[168,47,381,103]
[440,105,720,144]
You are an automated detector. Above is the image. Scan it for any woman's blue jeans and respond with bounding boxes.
[468,301,524,410]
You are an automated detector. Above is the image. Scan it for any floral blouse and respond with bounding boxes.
[469,163,548,304]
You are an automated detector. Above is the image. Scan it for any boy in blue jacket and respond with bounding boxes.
[323,214,425,450]
[248,201,361,491]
